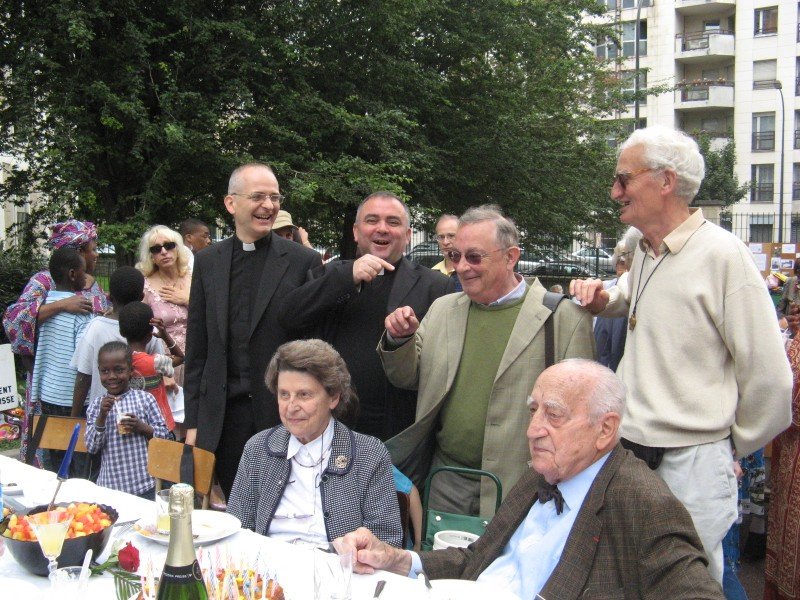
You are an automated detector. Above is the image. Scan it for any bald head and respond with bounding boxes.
[527,359,625,484]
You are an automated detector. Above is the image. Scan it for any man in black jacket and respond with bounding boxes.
[279,192,454,440]
[184,163,320,497]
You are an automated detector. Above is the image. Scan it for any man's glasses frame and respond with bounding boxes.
[612,167,655,191]
[446,248,504,266]
[231,192,285,204]
[149,241,177,254]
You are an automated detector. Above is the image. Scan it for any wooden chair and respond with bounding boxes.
[26,415,91,477]
[147,437,216,509]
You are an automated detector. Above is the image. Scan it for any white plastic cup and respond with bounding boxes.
[432,530,479,550]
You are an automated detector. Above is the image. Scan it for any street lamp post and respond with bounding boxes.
[633,0,646,127]
[774,81,786,243]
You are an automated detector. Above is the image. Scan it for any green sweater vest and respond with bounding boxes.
[436,288,528,469]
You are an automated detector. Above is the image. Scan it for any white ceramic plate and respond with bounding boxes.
[430,579,522,600]
[133,510,240,546]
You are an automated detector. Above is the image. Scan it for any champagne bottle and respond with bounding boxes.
[156,484,208,599]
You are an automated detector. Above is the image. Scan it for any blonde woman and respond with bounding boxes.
[136,225,192,385]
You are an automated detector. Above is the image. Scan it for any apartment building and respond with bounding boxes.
[0,156,32,249]
[594,0,799,243]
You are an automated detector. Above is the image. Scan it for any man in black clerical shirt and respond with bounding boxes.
[279,192,454,440]
[184,163,321,497]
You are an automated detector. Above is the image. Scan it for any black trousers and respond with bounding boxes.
[215,393,259,500]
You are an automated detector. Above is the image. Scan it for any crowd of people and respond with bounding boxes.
[4,124,800,599]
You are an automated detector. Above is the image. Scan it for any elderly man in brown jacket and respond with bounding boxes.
[340,359,724,600]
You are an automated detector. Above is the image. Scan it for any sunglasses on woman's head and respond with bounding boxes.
[149,241,177,254]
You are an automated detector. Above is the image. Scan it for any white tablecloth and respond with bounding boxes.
[0,455,422,599]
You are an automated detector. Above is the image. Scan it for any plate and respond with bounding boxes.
[431,579,522,600]
[133,510,240,545]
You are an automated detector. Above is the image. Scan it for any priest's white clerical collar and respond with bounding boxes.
[243,241,256,251]
[237,234,270,252]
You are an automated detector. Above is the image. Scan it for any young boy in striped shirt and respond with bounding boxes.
[30,247,94,475]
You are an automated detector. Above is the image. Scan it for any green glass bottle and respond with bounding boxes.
[156,484,208,599]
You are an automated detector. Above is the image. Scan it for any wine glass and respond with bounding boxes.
[28,509,73,577]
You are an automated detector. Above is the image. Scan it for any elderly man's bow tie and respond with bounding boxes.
[537,481,564,515]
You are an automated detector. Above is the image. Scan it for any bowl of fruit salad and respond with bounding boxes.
[1,501,118,576]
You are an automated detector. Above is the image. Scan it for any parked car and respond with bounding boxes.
[571,247,614,274]
[516,250,556,275]
[406,241,442,269]
[531,261,593,278]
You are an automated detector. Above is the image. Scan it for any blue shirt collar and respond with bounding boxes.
[556,452,610,513]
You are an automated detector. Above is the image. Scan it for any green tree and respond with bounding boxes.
[692,134,748,208]
[1,0,622,257]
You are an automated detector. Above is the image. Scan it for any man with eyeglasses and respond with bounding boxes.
[278,192,454,441]
[183,163,322,498]
[570,125,792,583]
[378,205,594,517]
[430,214,462,291]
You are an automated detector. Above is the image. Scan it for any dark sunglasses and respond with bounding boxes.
[446,248,503,266]
[149,241,177,254]
[612,167,654,191]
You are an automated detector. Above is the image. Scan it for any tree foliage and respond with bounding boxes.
[1,0,623,257]
[692,134,748,208]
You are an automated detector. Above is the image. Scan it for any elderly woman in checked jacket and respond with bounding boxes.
[227,339,403,547]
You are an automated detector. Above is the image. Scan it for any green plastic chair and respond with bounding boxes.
[422,466,502,551]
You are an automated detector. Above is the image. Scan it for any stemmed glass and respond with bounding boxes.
[28,510,73,577]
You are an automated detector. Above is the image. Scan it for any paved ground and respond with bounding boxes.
[740,555,765,599]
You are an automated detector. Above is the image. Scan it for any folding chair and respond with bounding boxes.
[25,415,91,478]
[422,466,502,551]
[147,437,216,509]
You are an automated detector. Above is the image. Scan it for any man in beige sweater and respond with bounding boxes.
[570,125,792,583]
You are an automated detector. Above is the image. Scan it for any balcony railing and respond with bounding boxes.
[794,182,800,202]
[751,183,775,203]
[752,131,776,151]
[676,30,734,51]
[795,130,800,150]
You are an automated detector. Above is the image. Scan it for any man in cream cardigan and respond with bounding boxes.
[570,125,792,582]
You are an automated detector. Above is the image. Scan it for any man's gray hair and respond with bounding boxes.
[228,163,275,194]
[459,204,519,249]
[619,125,705,202]
[355,191,410,226]
[558,358,626,426]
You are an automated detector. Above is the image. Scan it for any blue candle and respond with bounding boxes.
[57,422,81,480]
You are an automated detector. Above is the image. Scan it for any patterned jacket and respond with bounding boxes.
[227,420,403,547]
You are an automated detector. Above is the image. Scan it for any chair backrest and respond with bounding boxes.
[27,415,88,456]
[147,438,216,509]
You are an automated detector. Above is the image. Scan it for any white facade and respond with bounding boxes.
[594,0,800,243]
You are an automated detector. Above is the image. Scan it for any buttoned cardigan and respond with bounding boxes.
[227,419,403,547]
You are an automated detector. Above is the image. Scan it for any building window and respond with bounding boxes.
[750,215,774,242]
[754,59,778,89]
[754,6,779,35]
[795,111,800,149]
[792,216,800,243]
[794,163,800,201]
[596,36,618,60]
[621,70,647,105]
[751,164,775,203]
[622,20,647,57]
[604,0,616,9]
[752,113,776,151]
[622,0,650,8]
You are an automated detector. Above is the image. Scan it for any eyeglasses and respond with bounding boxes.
[612,167,654,191]
[231,192,285,204]
[149,241,177,254]
[446,248,503,266]
[436,233,456,242]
